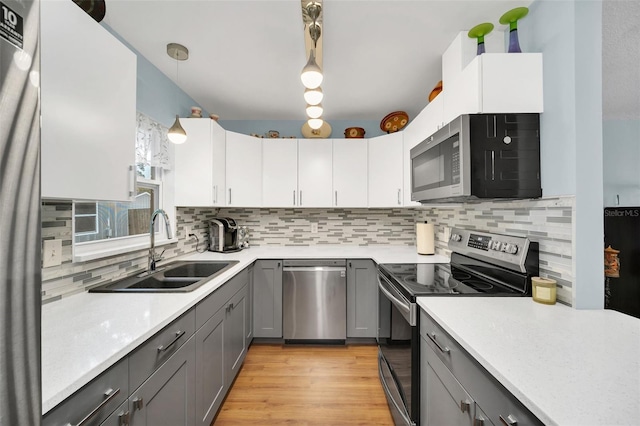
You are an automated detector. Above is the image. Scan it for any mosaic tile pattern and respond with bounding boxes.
[414,197,574,305]
[42,197,574,306]
[40,204,215,304]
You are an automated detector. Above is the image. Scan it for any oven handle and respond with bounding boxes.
[377,273,416,326]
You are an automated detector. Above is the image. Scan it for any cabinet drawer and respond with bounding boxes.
[43,358,128,426]
[129,309,196,392]
[420,310,542,426]
[196,269,248,329]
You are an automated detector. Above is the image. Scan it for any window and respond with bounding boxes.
[74,177,161,243]
[72,112,173,256]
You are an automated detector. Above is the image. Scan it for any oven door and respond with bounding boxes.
[377,272,418,425]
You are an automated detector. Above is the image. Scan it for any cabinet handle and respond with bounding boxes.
[293,190,296,206]
[349,262,352,268]
[229,188,232,204]
[299,190,303,206]
[128,165,136,197]
[335,190,338,206]
[157,330,185,353]
[427,332,450,353]
[213,185,217,204]
[277,262,281,268]
[118,411,130,426]
[474,417,485,426]
[460,400,471,413]
[397,189,401,205]
[132,397,144,411]
[72,388,121,426]
[499,414,518,426]
[226,302,234,312]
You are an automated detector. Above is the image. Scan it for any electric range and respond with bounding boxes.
[376,227,539,426]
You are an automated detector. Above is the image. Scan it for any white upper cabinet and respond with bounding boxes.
[333,139,368,207]
[444,53,544,122]
[368,133,403,207]
[298,139,333,207]
[225,132,262,206]
[41,0,136,201]
[262,139,298,207]
[174,119,226,206]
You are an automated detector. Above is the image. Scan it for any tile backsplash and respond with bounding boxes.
[42,196,574,305]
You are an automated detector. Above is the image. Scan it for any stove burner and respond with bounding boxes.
[462,280,494,291]
[404,275,458,289]
[451,272,472,281]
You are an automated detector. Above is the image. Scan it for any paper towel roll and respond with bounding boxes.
[416,222,435,255]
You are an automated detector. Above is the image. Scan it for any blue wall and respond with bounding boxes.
[603,119,640,207]
[219,120,386,139]
[523,0,604,309]
[102,24,207,128]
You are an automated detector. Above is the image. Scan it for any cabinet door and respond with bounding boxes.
[262,139,298,207]
[298,139,333,207]
[100,401,129,426]
[174,119,226,206]
[333,139,368,207]
[129,336,196,426]
[346,260,378,338]
[253,260,283,338]
[423,338,474,426]
[225,286,248,381]
[247,265,254,342]
[368,134,403,207]
[225,132,262,206]
[41,0,136,201]
[195,307,225,426]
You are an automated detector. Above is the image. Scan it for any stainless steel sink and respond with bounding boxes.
[89,260,239,293]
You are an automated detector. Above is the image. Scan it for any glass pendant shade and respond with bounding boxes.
[167,115,187,144]
[300,50,323,89]
[308,118,323,130]
[306,104,323,119]
[304,87,323,105]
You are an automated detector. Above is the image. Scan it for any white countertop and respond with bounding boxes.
[42,245,447,413]
[417,297,640,426]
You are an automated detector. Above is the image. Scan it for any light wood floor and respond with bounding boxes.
[214,343,394,425]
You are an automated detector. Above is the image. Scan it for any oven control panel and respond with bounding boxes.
[449,227,532,272]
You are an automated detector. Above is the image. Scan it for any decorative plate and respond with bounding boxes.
[301,121,332,139]
[380,111,409,133]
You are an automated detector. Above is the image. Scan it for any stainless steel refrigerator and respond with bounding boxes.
[0,0,41,424]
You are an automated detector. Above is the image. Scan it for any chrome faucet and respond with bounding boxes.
[148,209,173,272]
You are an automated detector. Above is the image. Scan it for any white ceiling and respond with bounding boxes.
[103,1,638,123]
[103,0,530,122]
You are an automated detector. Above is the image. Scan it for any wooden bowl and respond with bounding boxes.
[428,80,443,102]
[345,127,366,138]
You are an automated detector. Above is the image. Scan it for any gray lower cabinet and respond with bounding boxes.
[43,357,129,426]
[194,272,249,426]
[128,335,196,426]
[420,310,542,426]
[421,337,474,426]
[253,260,283,338]
[100,401,130,426]
[346,259,378,338]
[195,303,226,426]
[246,263,254,342]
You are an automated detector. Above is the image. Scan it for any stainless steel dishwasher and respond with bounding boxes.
[283,259,347,343]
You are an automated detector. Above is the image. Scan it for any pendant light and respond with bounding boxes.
[167,43,188,144]
[306,104,323,119]
[300,49,323,89]
[308,118,323,130]
[304,87,323,105]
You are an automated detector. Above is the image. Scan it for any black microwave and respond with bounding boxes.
[410,113,542,203]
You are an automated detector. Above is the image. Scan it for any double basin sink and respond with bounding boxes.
[89,260,239,293]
